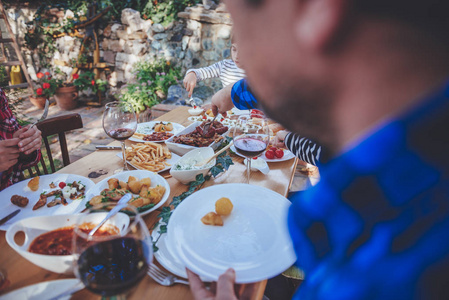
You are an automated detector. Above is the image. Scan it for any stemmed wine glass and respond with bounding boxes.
[72,203,153,300]
[103,101,137,172]
[232,113,270,183]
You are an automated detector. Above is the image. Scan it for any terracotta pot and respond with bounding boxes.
[29,96,47,109]
[54,85,78,110]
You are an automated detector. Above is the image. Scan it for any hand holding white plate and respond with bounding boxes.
[166,183,296,283]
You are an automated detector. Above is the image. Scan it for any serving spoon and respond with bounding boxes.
[88,193,132,238]
[194,141,233,167]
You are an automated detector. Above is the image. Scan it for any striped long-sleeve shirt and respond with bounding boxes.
[284,132,321,166]
[186,59,245,87]
[231,79,322,166]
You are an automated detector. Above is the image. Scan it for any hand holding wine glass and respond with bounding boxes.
[232,113,270,183]
[103,101,137,172]
[72,203,152,299]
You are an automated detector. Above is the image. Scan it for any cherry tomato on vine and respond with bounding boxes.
[275,149,284,158]
[265,150,275,159]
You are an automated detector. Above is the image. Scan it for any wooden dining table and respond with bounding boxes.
[0,106,298,300]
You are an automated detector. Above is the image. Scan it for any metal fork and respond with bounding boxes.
[148,264,189,286]
[30,99,49,128]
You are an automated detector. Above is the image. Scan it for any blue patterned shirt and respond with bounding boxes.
[289,81,449,299]
[231,79,258,110]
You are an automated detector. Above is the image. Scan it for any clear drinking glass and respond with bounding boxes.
[103,101,137,172]
[72,203,153,300]
[232,113,270,183]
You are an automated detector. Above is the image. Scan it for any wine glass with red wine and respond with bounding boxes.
[72,203,153,300]
[232,113,270,183]
[103,101,137,172]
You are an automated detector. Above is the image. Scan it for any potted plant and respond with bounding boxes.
[30,72,59,109]
[54,73,79,110]
[73,71,108,97]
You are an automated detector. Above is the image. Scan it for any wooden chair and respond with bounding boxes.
[24,113,83,177]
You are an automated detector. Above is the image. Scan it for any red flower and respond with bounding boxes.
[43,82,50,89]
[37,72,44,79]
[45,72,50,76]
[36,88,43,95]
[91,80,95,86]
[72,73,79,79]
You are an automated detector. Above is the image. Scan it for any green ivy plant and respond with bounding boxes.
[152,138,234,252]
[142,0,201,26]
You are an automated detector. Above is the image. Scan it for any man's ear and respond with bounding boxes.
[294,0,349,51]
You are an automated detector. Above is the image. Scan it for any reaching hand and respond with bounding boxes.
[187,268,238,300]
[0,138,20,172]
[187,268,257,300]
[13,125,42,155]
[210,84,235,117]
[274,130,289,148]
[184,72,198,97]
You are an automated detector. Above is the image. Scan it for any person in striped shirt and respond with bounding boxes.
[183,41,245,97]
[210,78,323,166]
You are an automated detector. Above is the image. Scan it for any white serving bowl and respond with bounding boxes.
[170,147,216,184]
[6,213,130,274]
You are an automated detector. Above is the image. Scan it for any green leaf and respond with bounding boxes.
[159,224,167,234]
[137,203,155,212]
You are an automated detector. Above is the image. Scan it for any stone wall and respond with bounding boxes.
[6,3,234,102]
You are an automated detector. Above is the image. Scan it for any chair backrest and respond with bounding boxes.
[25,113,83,177]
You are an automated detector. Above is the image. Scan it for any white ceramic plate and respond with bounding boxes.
[152,226,211,281]
[129,121,186,143]
[83,170,170,216]
[0,279,82,300]
[0,174,95,231]
[230,145,296,162]
[166,183,296,283]
[116,152,181,173]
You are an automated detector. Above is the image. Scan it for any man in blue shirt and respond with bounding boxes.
[188,0,449,299]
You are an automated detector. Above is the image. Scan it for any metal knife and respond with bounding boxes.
[96,145,121,150]
[0,209,20,226]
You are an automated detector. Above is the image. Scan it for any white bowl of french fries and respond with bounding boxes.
[170,147,216,184]
[120,142,180,173]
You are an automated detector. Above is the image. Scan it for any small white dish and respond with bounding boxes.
[170,147,216,184]
[5,213,130,274]
[188,107,204,116]
[244,158,270,174]
[231,145,296,163]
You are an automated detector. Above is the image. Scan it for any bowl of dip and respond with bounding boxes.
[188,106,204,116]
[170,147,216,184]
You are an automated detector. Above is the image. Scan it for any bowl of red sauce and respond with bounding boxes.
[6,213,130,274]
